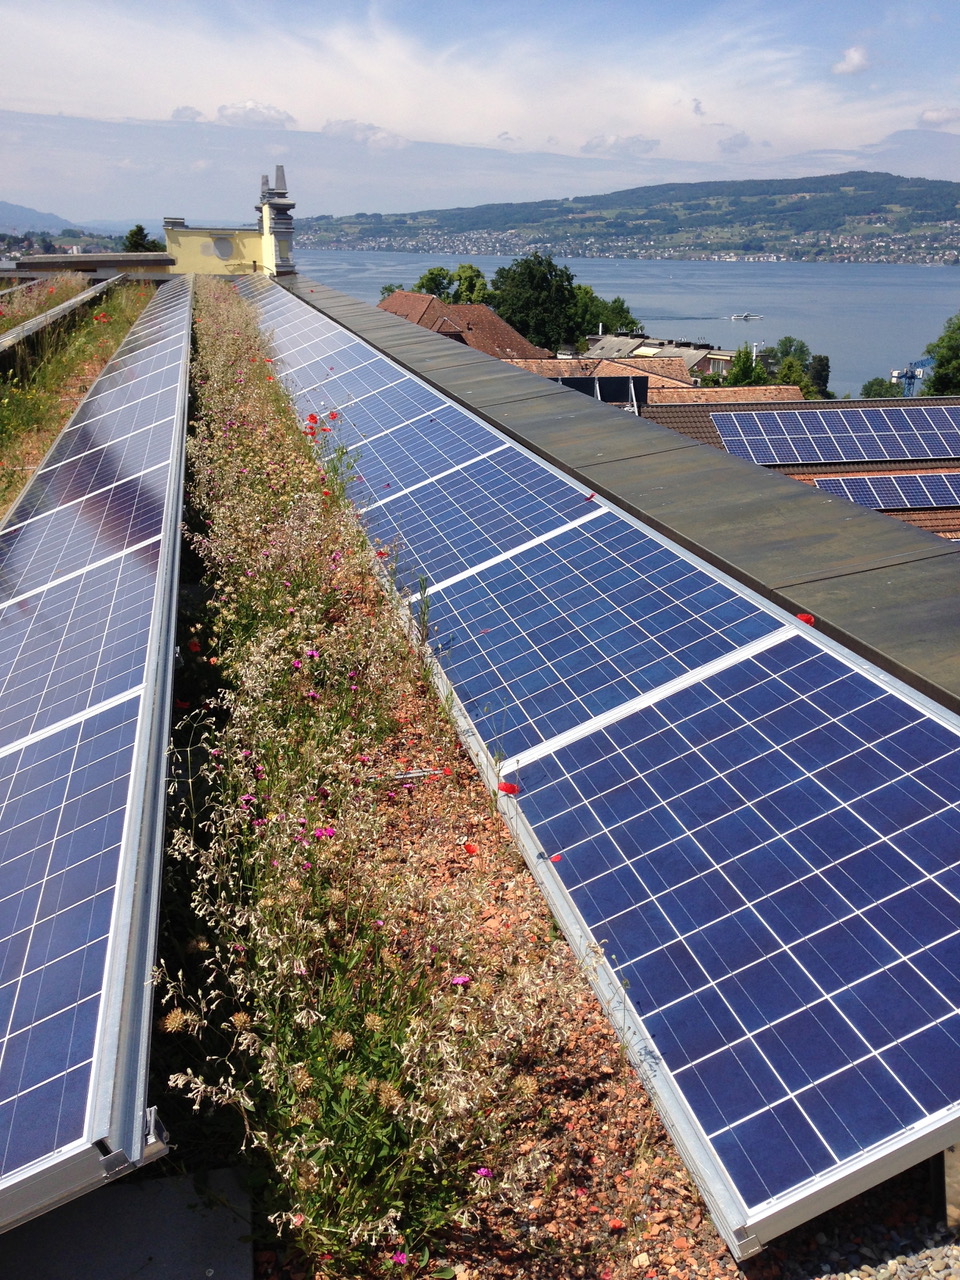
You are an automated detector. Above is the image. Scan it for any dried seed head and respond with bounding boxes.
[514,1074,538,1099]
[363,1012,385,1033]
[231,1011,254,1031]
[161,1008,188,1033]
[377,1082,404,1111]
[291,1065,313,1089]
[330,1030,354,1051]
[326,888,346,906]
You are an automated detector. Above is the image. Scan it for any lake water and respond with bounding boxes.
[296,250,960,398]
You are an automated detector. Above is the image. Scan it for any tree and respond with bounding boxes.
[451,262,489,305]
[776,355,818,398]
[807,354,832,398]
[412,266,455,302]
[379,282,405,299]
[860,376,903,398]
[725,344,769,387]
[759,334,812,377]
[772,335,812,368]
[488,252,579,351]
[923,311,960,394]
[572,284,640,341]
[122,224,164,252]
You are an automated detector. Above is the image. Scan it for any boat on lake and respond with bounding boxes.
[730,312,763,320]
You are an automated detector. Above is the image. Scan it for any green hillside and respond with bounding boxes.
[297,171,960,263]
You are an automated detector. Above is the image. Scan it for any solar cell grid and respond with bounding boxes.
[0,695,139,1177]
[507,632,960,1209]
[424,511,782,759]
[362,450,608,595]
[12,424,175,525]
[713,405,960,466]
[349,406,509,504]
[0,545,159,747]
[0,467,168,602]
[814,473,960,511]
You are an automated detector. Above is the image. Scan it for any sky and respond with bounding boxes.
[3,0,960,224]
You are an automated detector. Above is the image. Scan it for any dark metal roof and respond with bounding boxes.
[282,276,960,715]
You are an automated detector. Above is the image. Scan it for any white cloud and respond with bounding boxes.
[580,134,660,159]
[833,46,870,74]
[216,101,295,129]
[918,107,960,129]
[320,119,409,150]
[718,131,751,154]
[0,0,936,204]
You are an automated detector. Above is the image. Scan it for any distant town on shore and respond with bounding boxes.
[294,170,960,265]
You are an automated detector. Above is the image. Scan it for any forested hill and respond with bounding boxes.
[297,171,960,263]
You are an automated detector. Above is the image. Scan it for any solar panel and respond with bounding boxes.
[813,473,960,511]
[241,275,960,1259]
[712,405,960,466]
[0,277,190,1231]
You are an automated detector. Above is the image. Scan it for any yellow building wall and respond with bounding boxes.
[164,227,264,275]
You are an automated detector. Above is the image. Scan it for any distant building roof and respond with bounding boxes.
[378,291,551,359]
[646,384,805,406]
[587,334,735,370]
[505,356,694,388]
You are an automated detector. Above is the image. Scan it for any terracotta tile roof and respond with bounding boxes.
[646,385,804,405]
[377,292,551,359]
[505,356,693,388]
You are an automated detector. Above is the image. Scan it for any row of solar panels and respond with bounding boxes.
[813,472,960,511]
[713,405,960,467]
[240,274,960,1259]
[0,278,190,1230]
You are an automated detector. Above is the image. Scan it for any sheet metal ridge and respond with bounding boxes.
[278,277,960,716]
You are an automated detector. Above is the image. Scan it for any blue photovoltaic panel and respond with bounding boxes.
[361,449,597,593]
[510,633,960,1209]
[245,276,960,1255]
[427,511,782,759]
[348,403,508,504]
[0,544,160,747]
[0,697,139,1175]
[0,275,189,1209]
[0,468,168,602]
[712,405,960,466]
[813,473,960,511]
[11,423,175,525]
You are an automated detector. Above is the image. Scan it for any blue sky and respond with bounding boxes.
[2,0,960,222]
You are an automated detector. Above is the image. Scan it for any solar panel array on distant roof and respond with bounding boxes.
[239,275,960,1259]
[711,405,960,466]
[0,277,190,1231]
[813,473,960,511]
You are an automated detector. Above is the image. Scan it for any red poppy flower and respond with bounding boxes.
[464,842,479,855]
[375,549,390,558]
[550,853,562,862]
[187,638,202,653]
[796,613,815,626]
[498,780,519,795]
[321,425,333,432]
[307,413,319,425]
[328,411,338,420]
[585,492,596,502]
